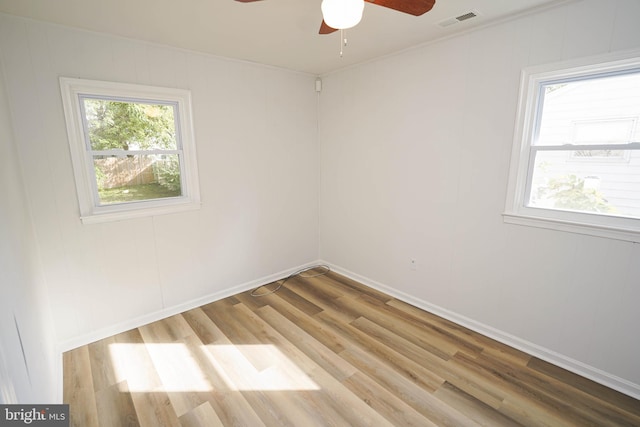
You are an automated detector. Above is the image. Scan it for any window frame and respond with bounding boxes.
[504,51,640,243]
[60,77,200,224]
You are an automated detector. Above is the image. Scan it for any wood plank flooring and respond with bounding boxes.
[63,270,640,426]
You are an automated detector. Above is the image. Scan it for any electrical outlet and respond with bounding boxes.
[410,258,417,271]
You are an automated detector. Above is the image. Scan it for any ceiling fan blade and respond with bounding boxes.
[319,20,339,35]
[365,0,435,16]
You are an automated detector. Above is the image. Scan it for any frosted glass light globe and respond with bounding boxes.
[321,0,365,30]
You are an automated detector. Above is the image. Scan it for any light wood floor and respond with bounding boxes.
[64,270,640,426]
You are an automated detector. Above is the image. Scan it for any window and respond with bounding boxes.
[504,52,640,242]
[60,78,200,223]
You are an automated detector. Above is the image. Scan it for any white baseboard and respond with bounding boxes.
[322,261,640,400]
[57,260,321,353]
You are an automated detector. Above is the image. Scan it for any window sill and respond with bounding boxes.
[502,211,640,243]
[81,201,201,224]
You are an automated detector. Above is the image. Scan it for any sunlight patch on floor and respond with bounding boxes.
[108,342,319,392]
[201,344,320,391]
[110,343,212,392]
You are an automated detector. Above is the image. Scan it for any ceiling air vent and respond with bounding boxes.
[438,10,479,27]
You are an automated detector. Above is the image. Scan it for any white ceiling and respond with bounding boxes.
[0,0,570,75]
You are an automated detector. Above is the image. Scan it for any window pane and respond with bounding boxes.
[528,150,640,219]
[82,98,177,151]
[536,72,640,146]
[94,154,182,205]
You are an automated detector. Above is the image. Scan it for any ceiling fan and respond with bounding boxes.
[234,0,436,34]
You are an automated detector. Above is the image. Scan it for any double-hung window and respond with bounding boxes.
[504,52,640,242]
[60,78,200,224]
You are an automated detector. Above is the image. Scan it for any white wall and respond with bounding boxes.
[319,0,640,397]
[0,52,57,402]
[0,14,319,347]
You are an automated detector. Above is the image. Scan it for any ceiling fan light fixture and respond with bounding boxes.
[321,0,365,30]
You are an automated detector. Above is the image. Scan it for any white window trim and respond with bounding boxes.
[60,77,201,224]
[504,50,640,243]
